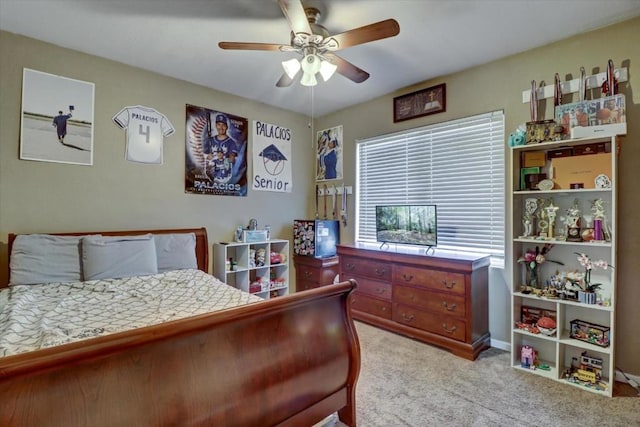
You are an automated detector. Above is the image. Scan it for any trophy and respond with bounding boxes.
[591,198,611,241]
[544,201,559,239]
[536,198,549,237]
[521,198,538,238]
[565,199,582,242]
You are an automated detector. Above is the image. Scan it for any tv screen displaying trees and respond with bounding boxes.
[375,205,437,247]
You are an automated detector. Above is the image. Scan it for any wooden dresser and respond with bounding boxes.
[293,255,339,292]
[337,244,490,360]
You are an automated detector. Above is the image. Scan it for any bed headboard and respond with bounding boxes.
[5,227,209,289]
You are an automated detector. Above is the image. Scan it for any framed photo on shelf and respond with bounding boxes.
[519,166,541,190]
[393,83,446,123]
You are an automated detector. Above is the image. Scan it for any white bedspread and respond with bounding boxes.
[0,269,262,357]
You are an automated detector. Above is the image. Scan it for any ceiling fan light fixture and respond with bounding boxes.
[319,60,337,82]
[300,71,318,87]
[282,58,301,79]
[299,52,322,86]
[301,53,322,75]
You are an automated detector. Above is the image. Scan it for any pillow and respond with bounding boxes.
[82,234,158,280]
[9,234,83,285]
[154,233,198,272]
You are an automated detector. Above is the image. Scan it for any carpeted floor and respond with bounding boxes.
[350,321,639,427]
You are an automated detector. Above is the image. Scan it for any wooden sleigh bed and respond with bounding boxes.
[0,228,360,427]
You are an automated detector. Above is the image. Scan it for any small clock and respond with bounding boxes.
[537,179,554,191]
[595,174,611,189]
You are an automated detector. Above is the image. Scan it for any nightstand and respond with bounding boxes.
[293,255,339,292]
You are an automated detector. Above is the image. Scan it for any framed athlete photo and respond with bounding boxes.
[316,125,343,182]
[393,83,446,123]
[20,68,95,165]
[184,104,249,197]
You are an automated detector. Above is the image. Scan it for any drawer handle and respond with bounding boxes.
[401,273,414,282]
[442,301,457,311]
[442,323,457,334]
[401,313,414,322]
[345,263,356,271]
[381,306,387,312]
[304,271,313,278]
[441,280,457,289]
[375,268,386,276]
[375,287,386,294]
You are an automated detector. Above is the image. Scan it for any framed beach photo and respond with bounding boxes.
[20,68,95,165]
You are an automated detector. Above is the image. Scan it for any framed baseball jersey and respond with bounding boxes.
[113,105,175,164]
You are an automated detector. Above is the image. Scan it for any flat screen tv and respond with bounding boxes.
[375,205,437,247]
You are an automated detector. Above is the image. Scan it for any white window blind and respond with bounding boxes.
[356,110,505,260]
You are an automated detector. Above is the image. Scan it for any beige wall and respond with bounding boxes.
[316,17,640,375]
[0,30,311,285]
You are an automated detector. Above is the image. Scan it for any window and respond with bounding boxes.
[356,110,505,263]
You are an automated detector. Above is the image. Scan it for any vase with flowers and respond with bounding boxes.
[517,244,564,291]
[572,252,613,304]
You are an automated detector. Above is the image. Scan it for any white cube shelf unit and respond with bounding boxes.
[213,239,289,299]
[509,135,619,397]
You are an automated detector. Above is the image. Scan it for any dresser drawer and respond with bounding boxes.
[393,303,466,342]
[393,284,466,316]
[350,292,392,319]
[394,265,466,296]
[296,279,318,292]
[341,256,392,281]
[297,265,339,285]
[354,277,392,301]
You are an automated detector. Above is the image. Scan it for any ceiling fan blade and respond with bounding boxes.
[218,41,286,51]
[327,54,370,83]
[329,19,400,50]
[276,72,296,88]
[277,0,312,35]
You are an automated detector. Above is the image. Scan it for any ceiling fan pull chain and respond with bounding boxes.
[310,85,315,148]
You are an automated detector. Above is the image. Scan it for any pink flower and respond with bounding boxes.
[518,245,563,267]
[573,252,614,292]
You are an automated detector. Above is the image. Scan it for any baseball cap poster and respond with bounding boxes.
[185,104,248,196]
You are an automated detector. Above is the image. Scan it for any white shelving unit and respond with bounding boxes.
[509,135,618,397]
[213,239,289,299]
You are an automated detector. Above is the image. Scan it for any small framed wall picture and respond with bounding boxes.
[393,83,446,123]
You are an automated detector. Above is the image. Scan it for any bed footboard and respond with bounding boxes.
[0,280,360,427]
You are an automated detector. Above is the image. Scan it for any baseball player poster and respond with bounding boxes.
[20,68,94,166]
[251,120,292,193]
[316,125,343,181]
[185,104,248,196]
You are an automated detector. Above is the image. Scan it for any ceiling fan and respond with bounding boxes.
[218,0,400,87]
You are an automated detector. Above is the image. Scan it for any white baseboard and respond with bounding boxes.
[615,370,640,390]
[490,339,510,352]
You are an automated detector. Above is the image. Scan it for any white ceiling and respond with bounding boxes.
[2,0,639,117]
